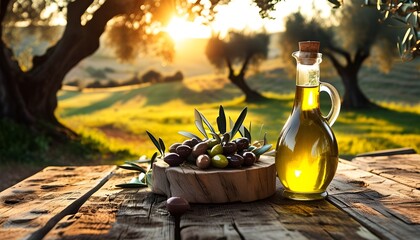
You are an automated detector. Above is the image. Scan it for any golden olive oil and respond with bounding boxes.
[275,86,338,200]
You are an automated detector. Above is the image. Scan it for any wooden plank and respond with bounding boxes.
[45,167,379,240]
[328,158,420,240]
[44,168,174,240]
[0,165,115,240]
[352,154,420,189]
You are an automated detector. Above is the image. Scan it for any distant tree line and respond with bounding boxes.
[66,69,184,89]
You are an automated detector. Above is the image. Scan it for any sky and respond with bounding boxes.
[166,0,333,41]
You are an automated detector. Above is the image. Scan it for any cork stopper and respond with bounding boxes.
[297,41,320,65]
[299,41,320,53]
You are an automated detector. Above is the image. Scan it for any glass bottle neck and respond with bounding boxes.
[292,51,322,87]
[294,85,320,111]
[296,63,320,86]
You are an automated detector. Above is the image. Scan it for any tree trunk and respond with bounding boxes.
[325,47,373,109]
[229,74,265,102]
[341,73,373,109]
[0,0,141,140]
[225,55,265,103]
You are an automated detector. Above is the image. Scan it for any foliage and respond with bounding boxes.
[0,119,50,162]
[205,31,270,101]
[116,153,156,188]
[333,0,419,61]
[279,0,399,108]
[0,0,281,144]
[206,31,270,71]
[152,106,272,159]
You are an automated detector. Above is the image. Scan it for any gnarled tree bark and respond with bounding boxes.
[0,0,143,139]
[324,46,375,109]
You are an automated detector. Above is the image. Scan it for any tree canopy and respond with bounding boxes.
[279,0,399,109]
[0,0,278,140]
[205,31,270,102]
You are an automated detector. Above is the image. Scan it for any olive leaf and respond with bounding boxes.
[239,125,252,142]
[115,173,148,188]
[199,111,216,134]
[119,162,147,173]
[134,159,152,164]
[148,152,158,171]
[217,105,226,134]
[159,138,166,156]
[146,131,164,157]
[194,109,208,138]
[178,131,202,140]
[195,120,208,139]
[229,117,234,130]
[230,107,248,139]
[252,144,273,157]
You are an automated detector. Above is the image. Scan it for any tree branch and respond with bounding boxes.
[324,51,345,75]
[226,57,235,78]
[327,45,352,65]
[354,47,370,70]
[239,53,252,77]
[30,0,143,83]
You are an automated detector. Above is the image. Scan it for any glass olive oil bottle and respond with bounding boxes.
[275,41,341,200]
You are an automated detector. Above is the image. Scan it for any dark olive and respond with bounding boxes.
[235,137,250,151]
[182,139,195,148]
[227,154,244,168]
[167,196,190,240]
[183,138,199,148]
[192,141,208,157]
[176,145,192,158]
[191,138,200,146]
[223,142,237,155]
[242,151,256,166]
[169,143,182,153]
[164,153,184,167]
[196,154,211,169]
[166,196,190,217]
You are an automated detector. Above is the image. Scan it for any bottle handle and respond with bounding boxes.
[320,82,341,126]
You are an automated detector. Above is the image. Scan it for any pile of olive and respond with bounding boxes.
[163,137,258,169]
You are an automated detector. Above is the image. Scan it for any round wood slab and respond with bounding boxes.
[152,155,276,203]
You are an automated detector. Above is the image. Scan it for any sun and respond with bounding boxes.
[165,17,211,42]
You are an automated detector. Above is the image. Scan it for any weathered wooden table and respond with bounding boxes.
[1,152,419,240]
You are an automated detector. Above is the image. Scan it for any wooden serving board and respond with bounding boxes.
[152,155,276,203]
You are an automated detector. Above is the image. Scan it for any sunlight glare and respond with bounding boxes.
[165,17,211,41]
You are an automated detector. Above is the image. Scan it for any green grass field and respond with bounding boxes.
[57,57,420,161]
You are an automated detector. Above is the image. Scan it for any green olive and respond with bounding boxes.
[205,139,219,149]
[208,143,223,157]
[211,154,228,168]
